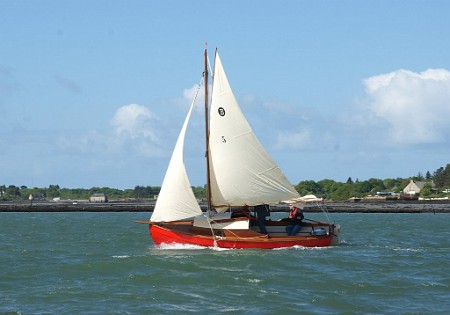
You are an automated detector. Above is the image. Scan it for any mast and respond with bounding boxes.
[204,49,212,213]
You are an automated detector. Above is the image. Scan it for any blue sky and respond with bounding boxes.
[1,0,450,189]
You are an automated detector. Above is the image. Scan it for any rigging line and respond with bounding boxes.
[185,76,203,116]
[203,213,218,248]
[317,202,332,224]
[193,76,204,102]
[207,52,213,79]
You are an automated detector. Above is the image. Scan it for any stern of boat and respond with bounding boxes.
[331,224,341,246]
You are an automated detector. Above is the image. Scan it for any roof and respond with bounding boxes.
[91,193,106,197]
[412,180,436,189]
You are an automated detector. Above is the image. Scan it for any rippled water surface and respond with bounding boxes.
[1,212,449,314]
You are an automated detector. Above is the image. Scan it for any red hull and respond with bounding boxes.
[149,223,334,249]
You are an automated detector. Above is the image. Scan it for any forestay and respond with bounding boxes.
[208,51,300,209]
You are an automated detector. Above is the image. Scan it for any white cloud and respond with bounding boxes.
[109,103,167,158]
[183,84,201,103]
[112,103,159,142]
[363,68,450,145]
[55,104,165,159]
[182,83,210,113]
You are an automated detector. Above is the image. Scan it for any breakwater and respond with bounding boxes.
[1,200,450,213]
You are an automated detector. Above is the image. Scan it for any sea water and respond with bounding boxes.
[0,212,449,314]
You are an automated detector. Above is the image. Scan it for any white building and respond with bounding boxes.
[89,193,108,203]
[403,180,436,195]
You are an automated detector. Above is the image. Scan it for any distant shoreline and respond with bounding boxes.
[1,200,450,213]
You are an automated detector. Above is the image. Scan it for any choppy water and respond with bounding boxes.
[1,212,449,314]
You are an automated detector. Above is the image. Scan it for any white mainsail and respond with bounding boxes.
[150,92,202,222]
[208,50,301,208]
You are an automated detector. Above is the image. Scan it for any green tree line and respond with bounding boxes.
[2,164,450,202]
[0,185,207,202]
[296,164,450,200]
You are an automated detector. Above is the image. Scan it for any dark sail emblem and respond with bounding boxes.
[218,107,226,116]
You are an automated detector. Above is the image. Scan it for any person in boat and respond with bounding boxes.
[254,204,270,235]
[286,204,304,236]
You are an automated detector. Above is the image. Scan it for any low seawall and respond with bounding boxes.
[1,201,450,213]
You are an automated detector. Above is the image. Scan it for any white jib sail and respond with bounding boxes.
[151,91,202,222]
[209,50,300,208]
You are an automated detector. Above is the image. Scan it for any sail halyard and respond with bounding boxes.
[209,50,301,209]
[150,82,202,222]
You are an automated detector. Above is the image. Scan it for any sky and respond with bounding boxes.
[1,0,450,189]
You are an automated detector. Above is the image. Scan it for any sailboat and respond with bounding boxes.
[139,49,340,249]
